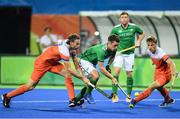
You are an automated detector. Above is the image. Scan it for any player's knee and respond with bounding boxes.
[89,71,98,80]
[29,86,35,91]
[66,73,72,78]
[25,84,35,91]
[115,70,121,75]
[60,69,69,77]
[92,74,99,80]
[150,81,161,89]
[148,85,155,90]
[64,72,72,78]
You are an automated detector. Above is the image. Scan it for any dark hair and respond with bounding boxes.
[66,33,80,44]
[44,26,52,32]
[146,36,157,44]
[108,34,120,43]
[120,11,129,17]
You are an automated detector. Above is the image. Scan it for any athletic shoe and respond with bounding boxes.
[69,99,76,107]
[112,93,119,103]
[159,99,175,107]
[84,93,95,104]
[129,99,136,108]
[1,94,11,108]
[69,99,85,107]
[76,99,85,106]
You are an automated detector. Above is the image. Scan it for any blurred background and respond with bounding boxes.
[0,0,180,89]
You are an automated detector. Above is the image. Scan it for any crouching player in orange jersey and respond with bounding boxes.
[1,34,89,108]
[129,36,177,108]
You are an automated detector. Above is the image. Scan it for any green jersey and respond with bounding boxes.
[80,44,116,65]
[111,23,143,54]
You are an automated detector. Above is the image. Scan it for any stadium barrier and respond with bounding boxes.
[0,56,180,88]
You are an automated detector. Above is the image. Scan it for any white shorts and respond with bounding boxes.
[113,54,134,71]
[79,59,96,76]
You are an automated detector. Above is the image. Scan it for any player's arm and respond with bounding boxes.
[135,25,145,47]
[72,56,80,69]
[166,58,177,77]
[63,61,89,83]
[136,32,145,48]
[98,61,117,84]
[106,56,115,73]
[107,56,115,66]
[70,50,83,75]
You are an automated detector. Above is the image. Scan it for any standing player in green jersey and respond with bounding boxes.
[110,12,145,103]
[73,34,119,105]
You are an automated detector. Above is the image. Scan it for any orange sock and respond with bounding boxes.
[157,87,170,101]
[135,88,153,103]
[65,77,75,100]
[7,85,29,98]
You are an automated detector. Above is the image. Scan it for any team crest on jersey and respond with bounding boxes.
[121,32,133,37]
[118,30,122,33]
[130,29,134,32]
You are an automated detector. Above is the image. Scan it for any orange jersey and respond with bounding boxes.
[36,40,70,63]
[147,47,171,84]
[31,40,70,81]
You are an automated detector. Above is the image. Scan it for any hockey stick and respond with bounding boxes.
[116,45,136,56]
[77,59,113,99]
[87,82,113,99]
[116,83,131,99]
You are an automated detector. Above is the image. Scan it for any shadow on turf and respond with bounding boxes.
[138,103,156,107]
[32,107,92,114]
[32,106,135,115]
[87,108,135,114]
[162,106,180,112]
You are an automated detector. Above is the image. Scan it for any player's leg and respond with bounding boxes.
[157,86,175,107]
[124,54,135,102]
[59,70,75,101]
[50,64,77,107]
[126,71,133,102]
[76,59,97,104]
[156,75,175,107]
[84,70,99,104]
[63,73,76,107]
[2,79,40,108]
[112,55,123,103]
[73,86,87,106]
[1,62,46,108]
[129,81,160,108]
[112,67,120,103]
[157,87,170,101]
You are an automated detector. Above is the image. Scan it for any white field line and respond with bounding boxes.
[0,98,180,103]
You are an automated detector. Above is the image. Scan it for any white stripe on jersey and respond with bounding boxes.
[57,39,70,58]
[147,47,166,59]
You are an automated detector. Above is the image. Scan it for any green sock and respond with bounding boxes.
[112,75,119,94]
[85,78,98,95]
[74,86,87,102]
[127,77,133,96]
